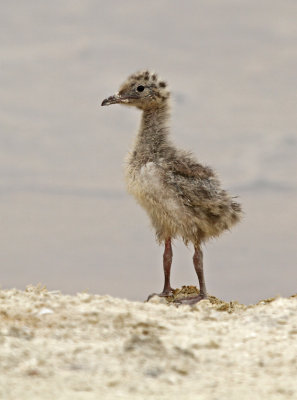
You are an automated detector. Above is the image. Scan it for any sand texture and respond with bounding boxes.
[0,285,296,400]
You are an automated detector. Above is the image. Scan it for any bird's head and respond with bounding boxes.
[101,70,170,110]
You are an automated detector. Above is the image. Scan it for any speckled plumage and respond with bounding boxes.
[102,70,242,303]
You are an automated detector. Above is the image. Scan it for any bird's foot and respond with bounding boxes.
[146,288,174,302]
[174,293,208,305]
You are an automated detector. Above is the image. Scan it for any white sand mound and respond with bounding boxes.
[0,285,296,400]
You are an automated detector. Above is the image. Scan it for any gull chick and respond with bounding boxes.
[101,70,242,304]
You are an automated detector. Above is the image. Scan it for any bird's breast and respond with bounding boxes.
[126,161,163,201]
[125,161,181,215]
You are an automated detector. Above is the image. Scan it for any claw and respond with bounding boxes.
[146,289,174,302]
[174,294,207,305]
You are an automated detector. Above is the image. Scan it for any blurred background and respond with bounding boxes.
[1,0,296,304]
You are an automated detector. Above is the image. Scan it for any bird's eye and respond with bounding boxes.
[136,85,145,92]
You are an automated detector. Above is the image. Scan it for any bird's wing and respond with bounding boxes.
[162,153,221,209]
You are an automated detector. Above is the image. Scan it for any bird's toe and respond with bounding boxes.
[146,289,174,302]
[174,294,208,305]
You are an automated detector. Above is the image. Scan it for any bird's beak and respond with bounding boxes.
[101,93,122,106]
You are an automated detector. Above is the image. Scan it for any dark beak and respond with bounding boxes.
[101,94,121,106]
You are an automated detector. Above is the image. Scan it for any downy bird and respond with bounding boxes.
[101,70,242,304]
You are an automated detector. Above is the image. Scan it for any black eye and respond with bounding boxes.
[136,85,145,92]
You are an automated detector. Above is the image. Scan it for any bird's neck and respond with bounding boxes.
[134,103,171,159]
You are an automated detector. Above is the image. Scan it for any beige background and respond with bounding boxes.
[1,0,296,304]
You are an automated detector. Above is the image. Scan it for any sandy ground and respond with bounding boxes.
[0,286,296,400]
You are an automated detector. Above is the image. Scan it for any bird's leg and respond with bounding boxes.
[194,246,207,298]
[147,238,174,301]
[161,238,174,295]
[175,245,208,305]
